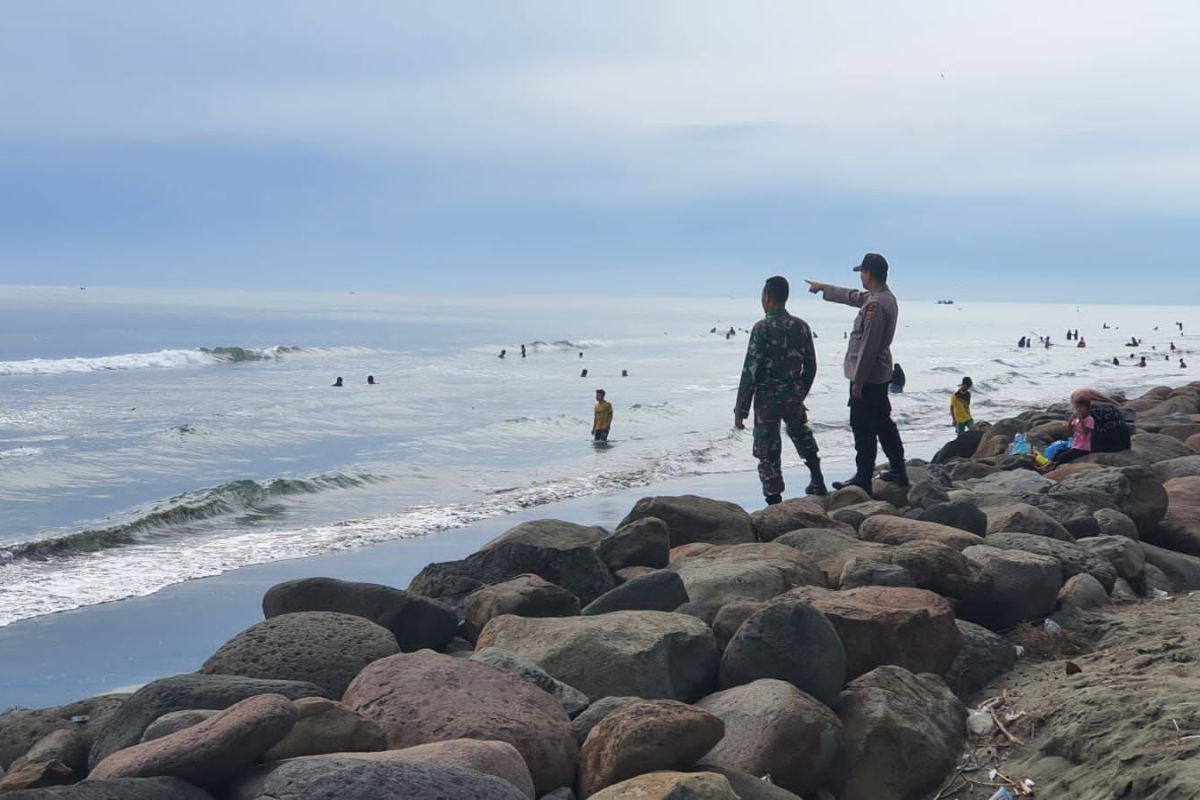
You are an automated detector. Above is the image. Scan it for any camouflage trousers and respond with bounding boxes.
[753,405,820,496]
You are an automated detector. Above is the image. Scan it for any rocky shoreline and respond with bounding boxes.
[4,382,1200,798]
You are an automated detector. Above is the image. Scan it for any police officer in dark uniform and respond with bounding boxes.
[734,275,826,505]
[806,253,907,495]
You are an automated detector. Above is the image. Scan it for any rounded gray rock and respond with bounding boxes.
[201,611,399,698]
[719,601,847,707]
[582,570,689,615]
[262,577,458,652]
[229,757,528,800]
[0,777,214,799]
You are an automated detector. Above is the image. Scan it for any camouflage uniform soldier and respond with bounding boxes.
[734,276,826,504]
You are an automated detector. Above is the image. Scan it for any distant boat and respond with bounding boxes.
[936,299,955,305]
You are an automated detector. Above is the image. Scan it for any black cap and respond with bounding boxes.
[852,253,889,281]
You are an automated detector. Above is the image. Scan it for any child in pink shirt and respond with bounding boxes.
[1048,398,1095,468]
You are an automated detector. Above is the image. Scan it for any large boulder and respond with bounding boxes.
[696,679,842,797]
[962,470,1052,496]
[230,757,528,800]
[595,518,670,571]
[1094,508,1139,540]
[571,697,639,746]
[0,760,78,792]
[913,501,989,536]
[88,674,326,769]
[984,503,1072,541]
[702,767,806,800]
[261,577,458,652]
[751,499,853,542]
[1152,455,1200,482]
[463,574,581,640]
[985,531,1117,591]
[873,540,991,604]
[1132,432,1195,465]
[342,650,577,795]
[5,728,89,781]
[943,620,1017,698]
[0,778,214,799]
[719,601,847,707]
[0,695,127,771]
[1146,476,1200,555]
[256,741,536,799]
[960,545,1063,629]
[90,694,297,787]
[834,666,967,800]
[200,611,399,698]
[261,697,386,761]
[931,429,985,463]
[858,516,984,551]
[906,480,951,510]
[588,771,737,800]
[1079,535,1146,587]
[1140,543,1200,591]
[475,611,719,703]
[408,542,615,608]
[772,528,873,585]
[666,543,824,620]
[471,647,590,718]
[483,519,610,551]
[781,586,961,679]
[581,570,689,615]
[140,712,218,744]
[578,700,724,797]
[831,500,901,530]
[618,495,755,548]
[1050,466,1168,536]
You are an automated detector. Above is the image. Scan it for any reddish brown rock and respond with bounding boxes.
[1146,476,1200,556]
[89,693,297,787]
[1044,462,1105,482]
[857,516,983,551]
[782,586,961,679]
[0,760,77,791]
[589,771,738,799]
[341,650,577,795]
[669,542,714,563]
[578,700,724,798]
[1188,433,1200,454]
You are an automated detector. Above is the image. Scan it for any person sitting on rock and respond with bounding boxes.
[1042,397,1094,471]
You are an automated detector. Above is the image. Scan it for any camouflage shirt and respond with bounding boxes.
[734,309,817,420]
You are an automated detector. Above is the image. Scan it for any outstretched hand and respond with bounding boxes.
[805,280,825,294]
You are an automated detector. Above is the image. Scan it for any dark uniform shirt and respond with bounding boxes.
[734,309,817,420]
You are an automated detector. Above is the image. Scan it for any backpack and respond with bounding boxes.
[1090,403,1132,452]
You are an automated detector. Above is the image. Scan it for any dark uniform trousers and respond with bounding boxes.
[848,382,905,483]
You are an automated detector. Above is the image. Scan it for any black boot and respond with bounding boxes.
[879,469,910,488]
[804,458,828,496]
[765,493,783,506]
[831,476,873,496]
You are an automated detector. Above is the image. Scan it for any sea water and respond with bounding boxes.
[0,286,1192,626]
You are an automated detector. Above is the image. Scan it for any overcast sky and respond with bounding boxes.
[2,2,1196,300]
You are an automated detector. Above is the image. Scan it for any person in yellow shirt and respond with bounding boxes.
[593,389,613,442]
[951,377,974,434]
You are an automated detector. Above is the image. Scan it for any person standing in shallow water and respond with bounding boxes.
[332,377,343,387]
[734,275,826,505]
[592,389,613,442]
[806,253,907,495]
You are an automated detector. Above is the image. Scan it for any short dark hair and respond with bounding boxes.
[763,276,789,304]
[596,389,606,398]
[961,376,972,387]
